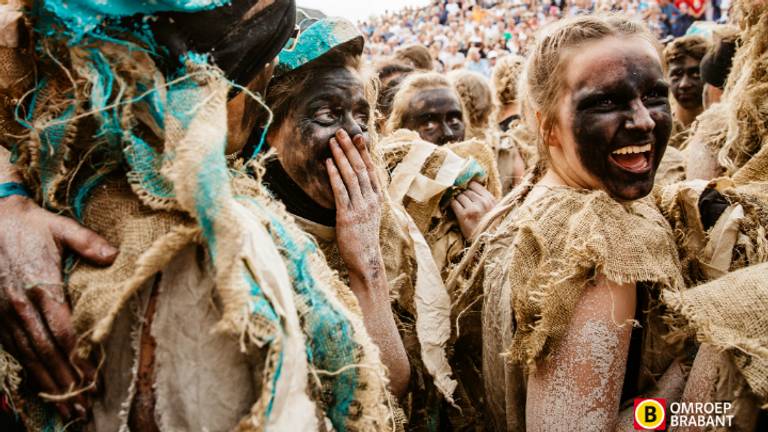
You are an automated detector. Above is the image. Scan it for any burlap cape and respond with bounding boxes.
[381,129,502,278]
[665,263,768,408]
[477,185,684,430]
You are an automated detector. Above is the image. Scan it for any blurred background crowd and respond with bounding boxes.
[357,0,725,74]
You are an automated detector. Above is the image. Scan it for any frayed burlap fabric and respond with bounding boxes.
[381,129,501,277]
[4,4,394,430]
[656,146,687,187]
[657,179,768,286]
[481,186,684,430]
[294,190,458,429]
[665,262,768,409]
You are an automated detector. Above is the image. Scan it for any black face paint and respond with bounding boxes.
[668,56,704,110]
[570,53,672,201]
[401,88,465,145]
[275,67,370,209]
[151,0,296,88]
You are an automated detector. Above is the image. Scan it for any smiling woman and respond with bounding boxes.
[452,14,688,431]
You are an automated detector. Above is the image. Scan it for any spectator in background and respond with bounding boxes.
[658,0,681,37]
[465,46,491,77]
[673,2,697,36]
[440,40,466,70]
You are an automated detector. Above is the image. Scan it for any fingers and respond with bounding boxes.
[2,317,71,419]
[333,130,373,198]
[327,159,351,210]
[455,193,473,209]
[10,293,88,413]
[28,285,97,385]
[50,215,117,265]
[450,198,466,217]
[330,136,364,202]
[354,134,382,198]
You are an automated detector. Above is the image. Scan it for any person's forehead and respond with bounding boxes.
[669,55,701,70]
[407,88,461,113]
[566,38,662,89]
[309,68,365,96]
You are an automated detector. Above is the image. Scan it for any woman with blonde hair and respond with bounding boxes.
[469,15,688,430]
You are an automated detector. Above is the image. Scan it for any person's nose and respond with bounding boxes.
[439,121,456,145]
[679,73,694,89]
[342,113,364,139]
[627,100,655,133]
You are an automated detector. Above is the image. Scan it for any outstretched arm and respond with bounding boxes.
[526,275,636,431]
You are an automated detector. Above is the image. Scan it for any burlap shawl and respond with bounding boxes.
[481,186,685,430]
[665,262,768,413]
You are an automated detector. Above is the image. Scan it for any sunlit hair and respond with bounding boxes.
[393,43,434,70]
[385,71,467,135]
[448,69,494,140]
[492,54,526,108]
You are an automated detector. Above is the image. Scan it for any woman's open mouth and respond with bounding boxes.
[608,143,653,174]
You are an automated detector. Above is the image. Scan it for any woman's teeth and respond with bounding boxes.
[611,144,652,155]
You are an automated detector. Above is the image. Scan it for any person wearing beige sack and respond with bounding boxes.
[384,72,500,253]
[449,14,690,431]
[242,17,462,428]
[0,1,405,431]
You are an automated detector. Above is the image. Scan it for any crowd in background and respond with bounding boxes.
[358,0,726,75]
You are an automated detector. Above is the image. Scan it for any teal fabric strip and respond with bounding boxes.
[0,182,30,199]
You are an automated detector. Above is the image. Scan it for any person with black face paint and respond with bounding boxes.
[448,15,689,431]
[663,35,710,130]
[251,16,421,403]
[0,2,399,431]
[385,72,500,244]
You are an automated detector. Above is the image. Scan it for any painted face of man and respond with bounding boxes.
[401,87,465,145]
[270,67,370,208]
[554,37,672,201]
[668,55,704,110]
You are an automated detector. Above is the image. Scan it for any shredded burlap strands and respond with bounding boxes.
[484,187,684,368]
[664,262,768,406]
[8,10,395,429]
[0,345,21,398]
[657,179,768,285]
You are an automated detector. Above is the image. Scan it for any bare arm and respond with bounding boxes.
[0,147,117,419]
[327,130,410,397]
[526,275,636,432]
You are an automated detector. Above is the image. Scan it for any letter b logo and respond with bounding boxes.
[634,398,666,430]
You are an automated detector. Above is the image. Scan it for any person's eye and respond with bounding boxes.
[597,97,616,108]
[448,116,463,127]
[423,120,439,131]
[314,108,336,124]
[354,113,369,131]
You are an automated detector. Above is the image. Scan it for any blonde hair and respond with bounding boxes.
[448,69,494,140]
[492,54,526,107]
[522,14,659,175]
[385,71,467,135]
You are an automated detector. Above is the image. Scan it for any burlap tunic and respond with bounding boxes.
[481,185,685,431]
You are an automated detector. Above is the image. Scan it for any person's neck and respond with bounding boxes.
[262,158,337,227]
[498,104,520,123]
[675,105,703,128]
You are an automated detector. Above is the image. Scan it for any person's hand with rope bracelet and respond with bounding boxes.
[0,147,117,419]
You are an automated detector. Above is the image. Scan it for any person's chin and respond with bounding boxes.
[605,178,655,201]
